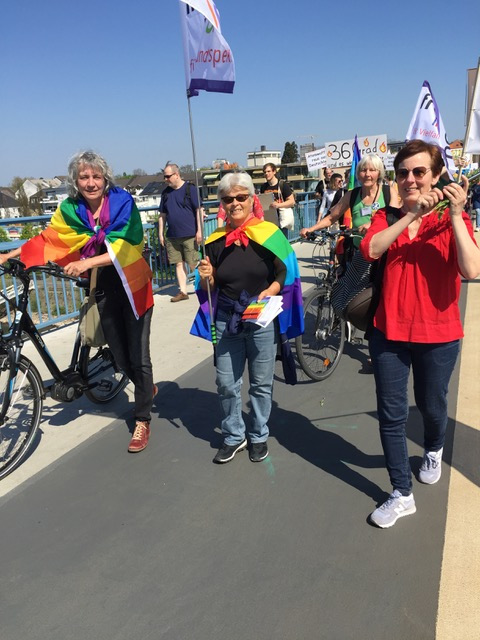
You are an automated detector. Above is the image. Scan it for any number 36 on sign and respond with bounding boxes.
[324,134,388,168]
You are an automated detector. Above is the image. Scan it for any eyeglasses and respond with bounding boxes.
[163,174,175,179]
[396,167,431,180]
[221,194,250,204]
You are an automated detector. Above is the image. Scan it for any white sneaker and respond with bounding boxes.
[419,448,443,484]
[369,490,416,528]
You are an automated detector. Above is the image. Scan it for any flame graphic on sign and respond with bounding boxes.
[327,151,332,157]
[379,142,387,153]
[363,138,370,147]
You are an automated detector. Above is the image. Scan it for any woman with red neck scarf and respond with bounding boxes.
[198,172,288,464]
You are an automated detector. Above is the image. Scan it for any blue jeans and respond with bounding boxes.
[369,329,459,495]
[474,207,480,229]
[215,309,278,445]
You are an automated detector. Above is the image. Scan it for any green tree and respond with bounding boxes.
[281,141,299,164]
[20,223,40,240]
[0,227,10,243]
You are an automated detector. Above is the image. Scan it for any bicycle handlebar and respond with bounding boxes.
[0,258,88,286]
[304,227,363,242]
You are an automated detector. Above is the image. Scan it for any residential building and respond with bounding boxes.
[0,191,21,219]
[247,145,281,168]
[40,182,68,214]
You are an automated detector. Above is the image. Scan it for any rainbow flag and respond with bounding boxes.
[190,219,304,341]
[348,135,361,190]
[21,187,153,319]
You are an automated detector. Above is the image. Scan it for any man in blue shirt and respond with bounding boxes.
[159,164,202,302]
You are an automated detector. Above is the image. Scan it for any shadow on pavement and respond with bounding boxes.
[269,400,385,502]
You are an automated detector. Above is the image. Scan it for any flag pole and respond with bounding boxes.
[186,91,217,346]
[460,57,480,183]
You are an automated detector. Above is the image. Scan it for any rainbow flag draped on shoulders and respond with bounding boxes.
[20,187,153,319]
[190,219,304,340]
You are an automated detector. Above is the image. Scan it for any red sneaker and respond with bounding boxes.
[128,421,150,453]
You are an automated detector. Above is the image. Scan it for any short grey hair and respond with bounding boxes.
[67,150,115,199]
[164,163,180,175]
[218,172,255,199]
[356,153,385,183]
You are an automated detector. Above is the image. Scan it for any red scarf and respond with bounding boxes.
[224,214,255,247]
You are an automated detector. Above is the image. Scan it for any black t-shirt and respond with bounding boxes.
[260,179,293,203]
[206,237,286,300]
[315,180,325,197]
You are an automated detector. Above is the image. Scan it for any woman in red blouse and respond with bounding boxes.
[360,140,480,529]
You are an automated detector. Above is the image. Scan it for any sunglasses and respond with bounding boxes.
[163,174,175,179]
[396,167,431,180]
[221,194,250,204]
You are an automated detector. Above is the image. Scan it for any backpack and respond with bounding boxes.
[330,208,400,332]
[278,179,296,202]
[337,184,392,266]
[162,181,195,210]
[349,184,391,211]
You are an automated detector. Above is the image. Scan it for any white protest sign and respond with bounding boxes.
[305,147,326,171]
[383,153,395,170]
[324,134,388,168]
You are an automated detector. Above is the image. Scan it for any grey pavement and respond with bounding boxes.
[0,239,479,640]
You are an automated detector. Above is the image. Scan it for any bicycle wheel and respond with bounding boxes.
[295,287,345,381]
[0,354,43,481]
[81,345,128,404]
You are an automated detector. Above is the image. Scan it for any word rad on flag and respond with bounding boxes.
[179,0,235,97]
[405,80,456,177]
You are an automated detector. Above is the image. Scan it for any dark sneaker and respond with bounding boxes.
[128,420,150,453]
[213,439,247,464]
[170,292,189,302]
[249,441,269,462]
[369,490,416,528]
[419,448,443,484]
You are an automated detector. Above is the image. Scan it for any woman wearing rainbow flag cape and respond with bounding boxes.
[0,151,155,454]
[193,172,303,464]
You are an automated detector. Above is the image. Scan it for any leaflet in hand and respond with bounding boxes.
[242,296,283,328]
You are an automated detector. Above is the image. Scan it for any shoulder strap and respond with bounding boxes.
[183,182,192,207]
[385,206,401,226]
[382,184,391,207]
[349,186,361,210]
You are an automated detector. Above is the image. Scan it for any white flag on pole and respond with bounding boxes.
[465,61,480,154]
[405,80,456,177]
[179,0,235,97]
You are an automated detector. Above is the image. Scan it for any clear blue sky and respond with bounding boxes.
[1,0,479,186]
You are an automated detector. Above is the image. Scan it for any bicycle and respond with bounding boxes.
[0,259,128,480]
[295,228,362,381]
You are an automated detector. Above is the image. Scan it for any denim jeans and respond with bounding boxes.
[97,291,154,422]
[369,328,459,495]
[474,207,480,229]
[215,309,278,445]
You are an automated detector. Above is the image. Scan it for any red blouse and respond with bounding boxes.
[360,208,476,343]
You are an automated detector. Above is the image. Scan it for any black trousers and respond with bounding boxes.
[97,290,154,422]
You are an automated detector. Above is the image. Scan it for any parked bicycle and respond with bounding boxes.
[295,228,362,381]
[0,259,128,480]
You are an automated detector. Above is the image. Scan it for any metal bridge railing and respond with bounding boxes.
[0,194,317,331]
